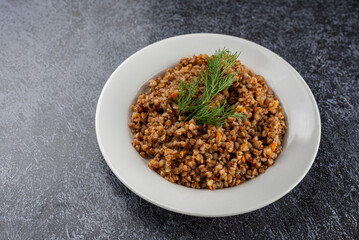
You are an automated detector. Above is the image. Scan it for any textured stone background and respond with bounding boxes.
[1,0,358,239]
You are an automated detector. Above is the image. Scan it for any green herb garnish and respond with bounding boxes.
[176,48,246,126]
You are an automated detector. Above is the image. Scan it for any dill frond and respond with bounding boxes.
[193,100,246,127]
[176,48,246,126]
[177,71,202,116]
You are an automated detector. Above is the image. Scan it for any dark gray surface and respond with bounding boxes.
[1,0,358,239]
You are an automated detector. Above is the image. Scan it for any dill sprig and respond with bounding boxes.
[176,48,246,126]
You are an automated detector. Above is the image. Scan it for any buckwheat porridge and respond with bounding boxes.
[129,49,286,190]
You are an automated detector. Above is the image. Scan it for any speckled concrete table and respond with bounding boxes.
[1,0,358,239]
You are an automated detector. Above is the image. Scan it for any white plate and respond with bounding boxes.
[96,33,321,217]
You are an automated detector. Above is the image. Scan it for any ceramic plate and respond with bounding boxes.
[95,33,321,217]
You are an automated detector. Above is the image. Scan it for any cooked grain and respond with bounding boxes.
[129,54,286,189]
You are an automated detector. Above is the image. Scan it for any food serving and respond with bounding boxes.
[129,49,287,190]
